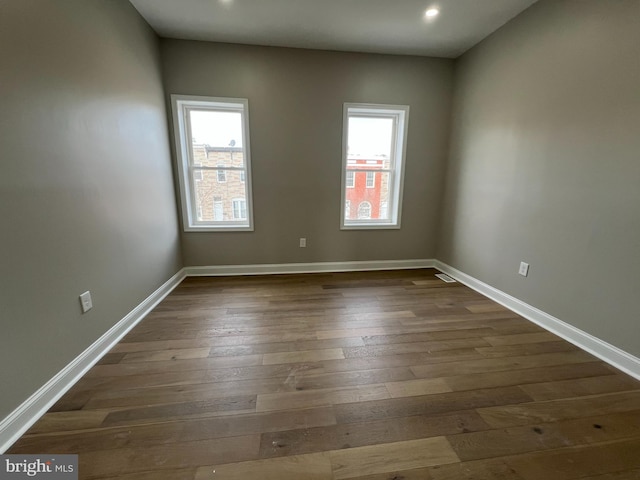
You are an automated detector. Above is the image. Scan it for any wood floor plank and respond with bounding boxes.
[101,395,258,427]
[447,410,640,461]
[121,347,211,363]
[483,332,562,346]
[410,350,597,379]
[263,348,345,365]
[443,362,615,392]
[12,407,336,454]
[293,367,416,391]
[194,452,333,480]
[259,411,488,458]
[361,328,496,345]
[466,303,509,313]
[475,340,578,357]
[87,354,264,377]
[334,386,533,424]
[344,467,434,480]
[519,374,640,401]
[95,468,197,480]
[256,384,390,412]
[577,469,640,480]
[505,438,640,480]
[208,336,365,357]
[23,410,109,435]
[427,457,526,480]
[385,378,452,398]
[80,434,261,478]
[343,338,491,358]
[322,350,483,374]
[478,390,640,428]
[329,437,459,479]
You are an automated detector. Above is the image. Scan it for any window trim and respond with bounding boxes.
[171,94,254,232]
[340,103,409,230]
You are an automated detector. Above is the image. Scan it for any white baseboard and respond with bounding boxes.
[185,259,435,276]
[434,261,640,381]
[0,268,186,454]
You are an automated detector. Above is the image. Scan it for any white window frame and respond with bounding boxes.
[171,95,254,231]
[340,103,409,229]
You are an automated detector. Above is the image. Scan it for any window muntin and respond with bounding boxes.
[171,95,254,231]
[340,103,409,229]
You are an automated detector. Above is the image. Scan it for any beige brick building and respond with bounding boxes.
[191,144,247,222]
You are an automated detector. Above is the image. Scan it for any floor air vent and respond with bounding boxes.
[435,273,456,283]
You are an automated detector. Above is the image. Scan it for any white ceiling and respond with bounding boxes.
[129,0,538,58]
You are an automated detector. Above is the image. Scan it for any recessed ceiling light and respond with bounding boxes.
[425,8,439,18]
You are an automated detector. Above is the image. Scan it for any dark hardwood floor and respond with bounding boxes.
[9,269,640,479]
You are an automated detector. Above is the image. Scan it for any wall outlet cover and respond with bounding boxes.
[79,291,93,313]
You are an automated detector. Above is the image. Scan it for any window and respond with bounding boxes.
[171,95,253,231]
[346,171,355,188]
[217,166,226,183]
[357,201,371,219]
[366,171,375,188]
[345,200,351,218]
[340,103,409,229]
[232,198,247,220]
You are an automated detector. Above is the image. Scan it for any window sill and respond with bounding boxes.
[184,225,254,232]
[341,223,401,230]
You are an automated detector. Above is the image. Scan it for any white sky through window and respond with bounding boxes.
[190,110,243,147]
[348,117,393,158]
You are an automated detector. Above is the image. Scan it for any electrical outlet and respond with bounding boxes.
[299,238,307,248]
[79,291,93,313]
[518,262,530,277]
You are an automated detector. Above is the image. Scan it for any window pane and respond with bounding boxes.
[344,171,391,221]
[347,116,393,168]
[190,142,245,170]
[189,110,244,167]
[192,169,247,222]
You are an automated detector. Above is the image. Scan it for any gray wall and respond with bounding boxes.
[438,0,640,356]
[161,41,454,266]
[0,1,182,419]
